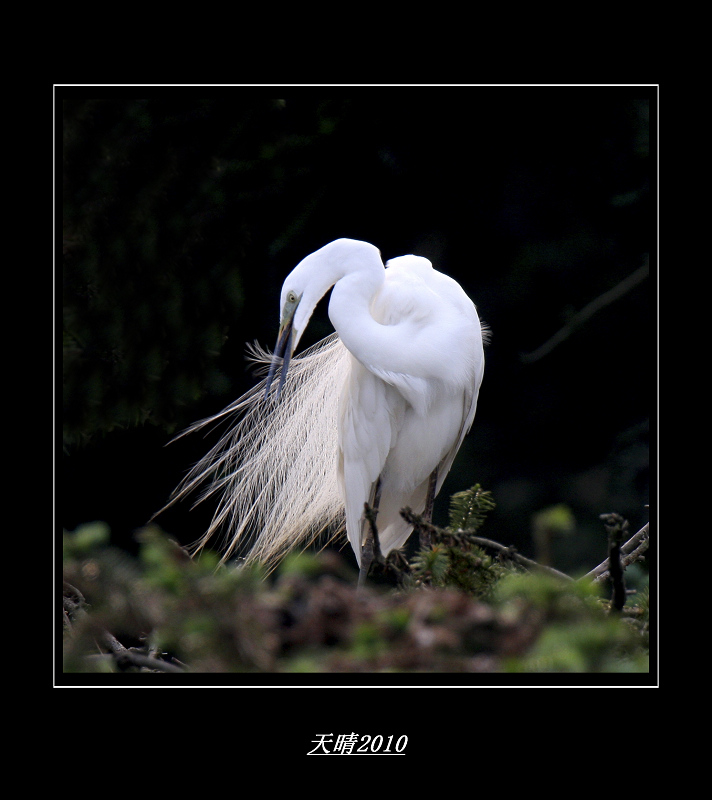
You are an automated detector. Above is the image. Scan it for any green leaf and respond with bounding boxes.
[448,484,496,532]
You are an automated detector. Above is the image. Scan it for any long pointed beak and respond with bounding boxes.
[264,313,295,400]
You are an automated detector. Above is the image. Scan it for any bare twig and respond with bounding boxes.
[582,523,649,583]
[99,631,185,673]
[400,505,649,596]
[521,257,649,363]
[400,508,438,540]
[462,534,574,582]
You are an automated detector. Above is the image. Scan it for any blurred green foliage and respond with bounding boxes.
[407,486,506,596]
[62,485,649,676]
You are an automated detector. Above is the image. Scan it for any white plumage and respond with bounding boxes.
[165,239,485,579]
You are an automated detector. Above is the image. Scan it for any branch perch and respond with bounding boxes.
[400,507,574,582]
[582,523,649,583]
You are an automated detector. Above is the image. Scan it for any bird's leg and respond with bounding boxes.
[358,479,382,587]
[359,522,374,588]
[420,468,438,549]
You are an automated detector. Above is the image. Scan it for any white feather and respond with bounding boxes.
[161,239,485,573]
[166,334,348,566]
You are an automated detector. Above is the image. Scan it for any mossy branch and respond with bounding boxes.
[400,507,574,583]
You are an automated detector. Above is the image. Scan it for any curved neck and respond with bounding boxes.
[327,262,386,367]
[290,240,385,357]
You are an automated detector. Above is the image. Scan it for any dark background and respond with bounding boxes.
[61,86,653,577]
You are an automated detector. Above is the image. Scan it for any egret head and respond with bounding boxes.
[264,287,302,399]
[264,256,327,399]
[264,239,382,400]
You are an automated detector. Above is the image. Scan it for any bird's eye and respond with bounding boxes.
[287,291,297,304]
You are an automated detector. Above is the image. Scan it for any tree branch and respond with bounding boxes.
[401,507,574,582]
[582,523,649,583]
[401,506,649,592]
[521,257,649,363]
[99,631,185,673]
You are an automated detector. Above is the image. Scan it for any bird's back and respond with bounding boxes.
[338,255,485,564]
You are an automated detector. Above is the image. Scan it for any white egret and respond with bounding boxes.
[165,238,486,585]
